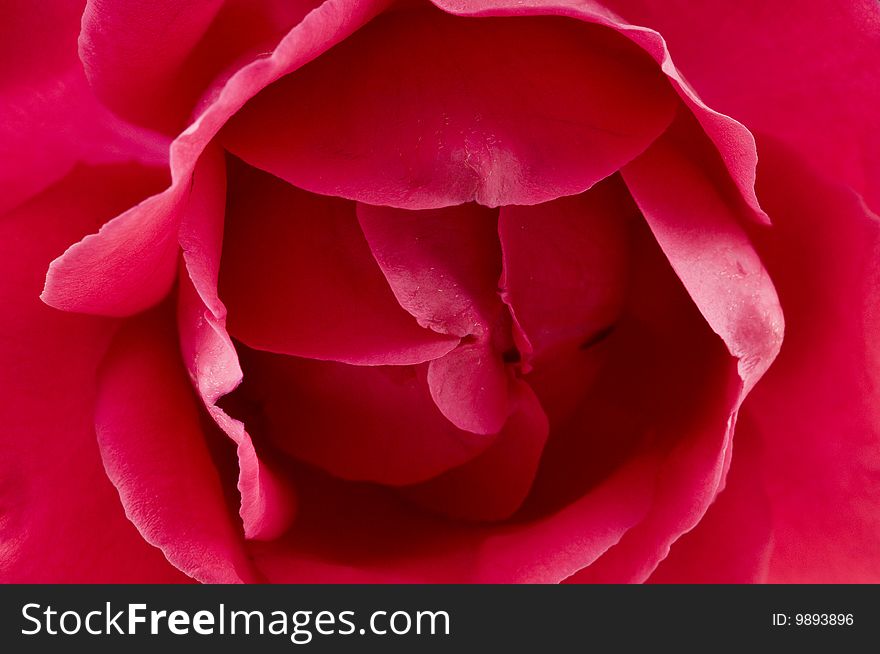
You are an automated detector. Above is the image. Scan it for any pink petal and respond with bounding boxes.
[41,178,185,316]
[246,454,657,583]
[247,204,744,582]
[430,0,769,223]
[647,414,772,583]
[177,149,296,541]
[0,164,188,582]
[498,176,633,365]
[563,114,783,583]
[95,307,256,583]
[218,159,457,365]
[79,0,323,132]
[1,2,169,216]
[598,0,880,216]
[79,0,225,131]
[231,349,497,486]
[222,6,677,209]
[404,381,549,521]
[743,142,880,582]
[41,0,390,317]
[622,112,783,394]
[357,201,511,434]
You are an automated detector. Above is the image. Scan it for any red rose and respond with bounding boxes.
[2,0,878,583]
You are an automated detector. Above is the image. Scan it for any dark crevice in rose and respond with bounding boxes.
[501,347,522,364]
[580,324,617,350]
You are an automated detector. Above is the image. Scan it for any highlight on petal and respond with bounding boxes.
[621,112,783,392]
[0,164,190,583]
[41,182,184,317]
[223,5,677,209]
[177,149,296,541]
[219,159,457,366]
[95,308,255,583]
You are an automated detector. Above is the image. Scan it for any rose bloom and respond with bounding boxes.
[1,0,878,584]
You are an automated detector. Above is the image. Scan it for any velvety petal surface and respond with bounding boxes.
[0,164,187,582]
[95,308,256,583]
[600,0,880,215]
[223,6,677,209]
[79,0,324,132]
[232,350,496,486]
[430,0,769,223]
[647,413,772,583]
[357,201,512,434]
[42,0,391,317]
[219,160,457,365]
[743,142,880,582]
[177,149,297,541]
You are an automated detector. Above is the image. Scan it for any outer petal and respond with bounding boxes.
[223,6,676,209]
[177,149,296,541]
[41,0,392,317]
[79,0,324,132]
[1,1,169,215]
[743,142,880,582]
[218,160,457,365]
[95,308,256,583]
[430,0,768,223]
[647,414,773,583]
[0,164,187,582]
[599,0,880,215]
[621,112,783,393]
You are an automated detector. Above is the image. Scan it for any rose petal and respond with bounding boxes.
[430,0,769,223]
[357,201,511,434]
[79,0,226,131]
[404,381,549,521]
[599,0,880,216]
[647,412,772,583]
[222,6,677,209]
[743,141,880,582]
[246,209,741,582]
[246,454,657,582]
[177,149,296,541]
[1,1,169,216]
[622,112,783,393]
[498,176,633,365]
[0,164,187,582]
[232,349,496,486]
[218,159,457,365]
[95,307,256,583]
[41,0,390,317]
[78,0,323,132]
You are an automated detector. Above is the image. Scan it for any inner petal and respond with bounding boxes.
[222,6,677,209]
[357,201,513,434]
[218,158,457,366]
